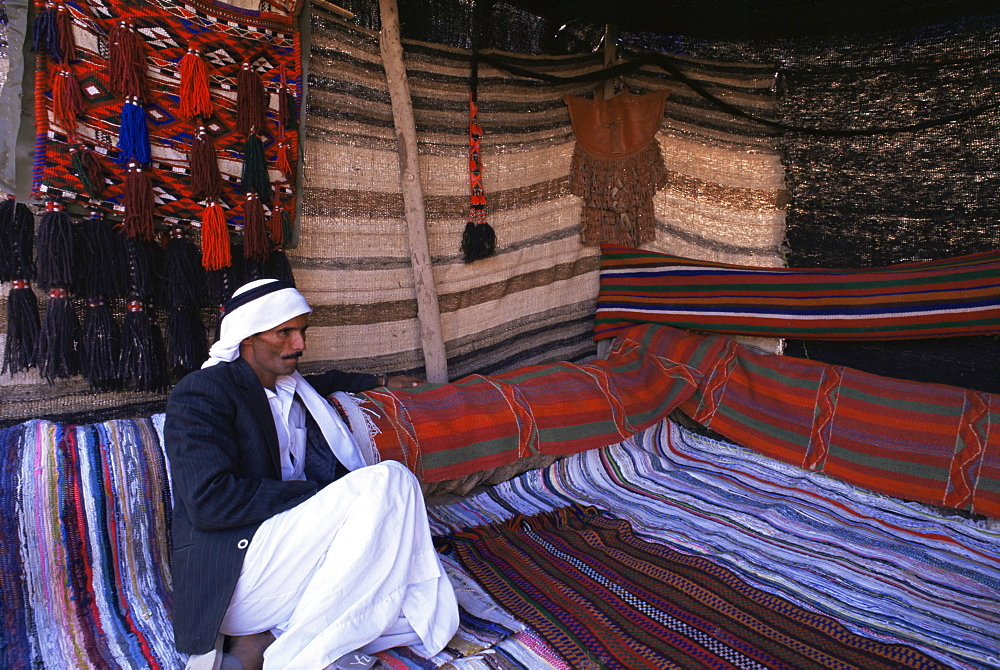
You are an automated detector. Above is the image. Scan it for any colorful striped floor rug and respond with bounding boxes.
[429,420,1000,670]
[446,505,948,670]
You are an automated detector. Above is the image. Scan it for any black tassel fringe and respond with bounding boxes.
[120,302,168,393]
[35,290,80,382]
[80,298,121,391]
[166,306,208,376]
[76,213,128,299]
[2,285,41,375]
[461,221,496,263]
[36,205,75,290]
[165,229,207,309]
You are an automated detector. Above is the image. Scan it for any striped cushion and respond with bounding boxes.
[595,244,1000,340]
[642,324,1000,518]
[357,324,701,483]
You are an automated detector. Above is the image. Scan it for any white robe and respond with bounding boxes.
[219,460,459,669]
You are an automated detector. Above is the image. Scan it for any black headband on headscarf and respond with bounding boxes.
[221,280,296,320]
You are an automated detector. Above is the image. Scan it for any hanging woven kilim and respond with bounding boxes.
[31,0,301,235]
[565,89,669,247]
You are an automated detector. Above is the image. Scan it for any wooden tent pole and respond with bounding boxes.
[601,23,619,100]
[378,0,449,383]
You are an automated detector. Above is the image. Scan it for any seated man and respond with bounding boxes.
[165,278,458,670]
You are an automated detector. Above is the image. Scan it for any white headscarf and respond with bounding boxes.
[203,278,312,368]
[201,278,372,470]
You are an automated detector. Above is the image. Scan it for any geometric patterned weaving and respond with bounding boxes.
[32,0,299,228]
[633,324,1000,519]
[428,419,1000,670]
[448,505,949,669]
[351,322,700,483]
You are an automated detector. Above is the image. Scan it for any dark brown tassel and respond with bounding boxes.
[266,200,284,246]
[35,201,75,291]
[190,126,223,202]
[120,299,167,392]
[178,46,212,120]
[237,61,267,136]
[70,146,108,198]
[52,69,84,132]
[123,162,155,242]
[35,286,80,382]
[2,280,41,375]
[54,4,76,64]
[241,192,270,265]
[108,21,146,99]
[277,68,296,129]
[80,297,121,391]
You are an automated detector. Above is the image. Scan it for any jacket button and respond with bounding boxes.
[237,539,249,549]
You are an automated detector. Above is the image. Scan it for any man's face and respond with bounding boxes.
[240,313,309,388]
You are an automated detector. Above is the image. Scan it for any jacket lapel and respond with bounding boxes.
[231,357,282,474]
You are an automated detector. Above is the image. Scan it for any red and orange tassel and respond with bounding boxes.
[178,46,212,120]
[200,200,231,271]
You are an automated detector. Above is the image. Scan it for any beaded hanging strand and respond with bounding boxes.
[460,53,496,263]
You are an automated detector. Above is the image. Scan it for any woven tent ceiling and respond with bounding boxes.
[501,0,1000,40]
[344,0,1000,52]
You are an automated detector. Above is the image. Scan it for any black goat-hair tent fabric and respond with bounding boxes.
[774,13,1000,393]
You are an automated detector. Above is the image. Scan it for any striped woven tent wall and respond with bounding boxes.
[292,6,786,382]
[0,6,785,424]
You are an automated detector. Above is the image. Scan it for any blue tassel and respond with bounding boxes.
[116,97,151,165]
[32,5,60,61]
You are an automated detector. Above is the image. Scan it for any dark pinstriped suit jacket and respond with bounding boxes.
[164,357,377,655]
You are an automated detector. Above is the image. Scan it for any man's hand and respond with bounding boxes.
[382,374,421,389]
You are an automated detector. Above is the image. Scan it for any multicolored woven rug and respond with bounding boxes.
[447,505,947,670]
[32,0,301,228]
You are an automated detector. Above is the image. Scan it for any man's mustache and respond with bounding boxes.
[281,351,304,360]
